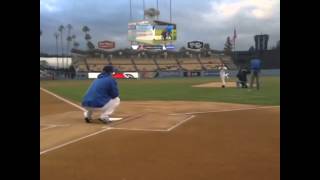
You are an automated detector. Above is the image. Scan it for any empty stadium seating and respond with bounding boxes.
[180,63,203,71]
[133,58,156,65]
[112,64,136,72]
[110,58,133,65]
[200,57,222,70]
[155,58,180,71]
[177,58,199,64]
[71,53,235,74]
[135,64,158,71]
[156,59,178,64]
[199,57,221,64]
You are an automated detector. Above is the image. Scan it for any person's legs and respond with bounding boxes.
[220,74,226,87]
[256,72,260,90]
[84,108,93,119]
[100,97,120,120]
[240,81,245,88]
[83,107,94,123]
[250,73,255,88]
[243,81,248,88]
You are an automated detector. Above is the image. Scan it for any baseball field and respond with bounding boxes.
[40,76,280,180]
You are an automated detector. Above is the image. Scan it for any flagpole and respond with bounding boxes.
[233,27,237,67]
[234,38,236,60]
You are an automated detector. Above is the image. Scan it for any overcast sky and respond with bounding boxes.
[40,0,280,54]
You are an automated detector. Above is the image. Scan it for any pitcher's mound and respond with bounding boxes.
[192,82,237,88]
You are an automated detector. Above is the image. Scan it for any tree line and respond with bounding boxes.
[40,24,95,69]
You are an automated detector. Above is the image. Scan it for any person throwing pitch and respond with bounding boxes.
[82,65,120,124]
[219,64,228,88]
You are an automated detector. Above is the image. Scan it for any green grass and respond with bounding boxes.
[40,76,280,105]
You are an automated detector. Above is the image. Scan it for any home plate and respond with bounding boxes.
[110,117,123,121]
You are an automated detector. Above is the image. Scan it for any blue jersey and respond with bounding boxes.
[82,73,119,108]
[250,58,261,71]
[166,25,173,33]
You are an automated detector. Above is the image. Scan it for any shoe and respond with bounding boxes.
[99,118,112,124]
[84,117,91,123]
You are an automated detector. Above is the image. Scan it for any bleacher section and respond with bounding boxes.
[133,58,156,65]
[112,64,136,72]
[71,53,235,76]
[200,57,222,70]
[177,58,202,71]
[84,58,109,72]
[135,64,158,71]
[180,63,203,71]
[110,58,133,65]
[177,58,199,64]
[110,58,136,71]
[133,58,158,71]
[156,58,180,71]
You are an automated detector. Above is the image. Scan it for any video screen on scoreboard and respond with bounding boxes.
[128,20,177,45]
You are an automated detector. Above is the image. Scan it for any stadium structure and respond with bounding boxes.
[67,0,236,79]
[40,0,240,80]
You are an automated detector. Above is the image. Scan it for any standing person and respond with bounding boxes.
[82,65,120,124]
[166,25,173,40]
[250,54,262,90]
[219,64,228,88]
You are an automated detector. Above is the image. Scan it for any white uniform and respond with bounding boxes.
[219,66,228,86]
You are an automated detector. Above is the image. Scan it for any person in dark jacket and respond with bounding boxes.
[237,66,250,88]
[82,65,120,123]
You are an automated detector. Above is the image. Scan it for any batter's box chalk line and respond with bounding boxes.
[109,117,123,121]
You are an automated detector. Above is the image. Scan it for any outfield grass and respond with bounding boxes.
[40,76,280,105]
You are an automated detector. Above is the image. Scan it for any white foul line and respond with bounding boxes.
[40,128,111,155]
[102,115,195,132]
[109,127,169,132]
[169,106,280,116]
[40,124,70,131]
[40,87,85,112]
[167,115,195,131]
[40,125,57,131]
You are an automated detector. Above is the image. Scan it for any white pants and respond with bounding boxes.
[83,97,120,120]
[220,73,226,85]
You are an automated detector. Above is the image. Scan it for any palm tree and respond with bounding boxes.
[54,32,59,69]
[71,34,76,42]
[58,25,65,68]
[66,36,73,50]
[82,26,90,34]
[85,34,92,41]
[66,24,73,57]
[71,34,76,47]
[82,25,93,50]
[73,41,80,48]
